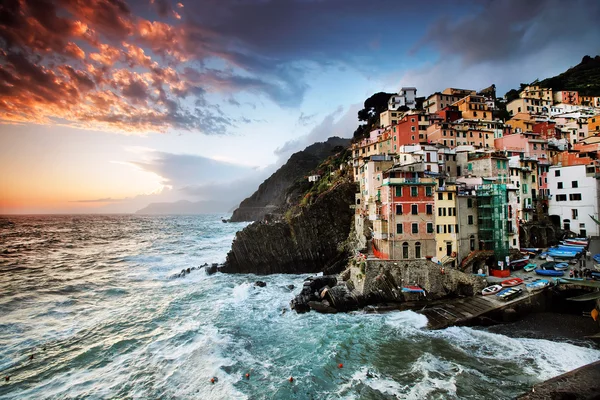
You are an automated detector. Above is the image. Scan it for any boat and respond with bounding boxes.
[401,285,425,294]
[523,263,536,272]
[482,284,502,296]
[501,277,524,287]
[554,262,569,271]
[496,287,523,301]
[556,245,584,252]
[547,250,579,259]
[593,254,600,263]
[539,252,548,260]
[539,261,556,270]
[559,242,586,249]
[535,269,564,277]
[564,238,589,246]
[510,257,530,270]
[520,247,541,253]
[526,279,551,292]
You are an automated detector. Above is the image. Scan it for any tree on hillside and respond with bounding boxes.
[357,92,395,121]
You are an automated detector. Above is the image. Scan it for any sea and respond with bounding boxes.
[0,214,599,400]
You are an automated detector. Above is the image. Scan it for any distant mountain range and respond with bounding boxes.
[135,200,229,215]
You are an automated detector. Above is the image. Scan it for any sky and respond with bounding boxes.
[1,0,599,214]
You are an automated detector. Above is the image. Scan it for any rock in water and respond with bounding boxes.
[254,281,267,287]
[221,181,356,275]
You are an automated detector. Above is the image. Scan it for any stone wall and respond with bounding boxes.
[352,259,486,301]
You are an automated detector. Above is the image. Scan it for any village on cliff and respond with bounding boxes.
[347,83,600,275]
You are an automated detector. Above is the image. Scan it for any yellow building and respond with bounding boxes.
[434,184,459,265]
[506,113,535,133]
[453,95,492,120]
[519,85,553,101]
[507,97,552,116]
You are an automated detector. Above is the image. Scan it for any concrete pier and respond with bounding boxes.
[418,286,544,329]
[517,360,600,399]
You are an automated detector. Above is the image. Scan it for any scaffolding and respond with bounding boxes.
[476,184,509,263]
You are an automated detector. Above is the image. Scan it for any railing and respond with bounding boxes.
[382,177,436,185]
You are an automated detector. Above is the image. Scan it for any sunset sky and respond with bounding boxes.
[1,0,599,214]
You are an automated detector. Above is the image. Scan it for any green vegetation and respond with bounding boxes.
[504,55,600,99]
[354,92,395,142]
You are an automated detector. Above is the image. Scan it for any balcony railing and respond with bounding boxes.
[382,177,436,186]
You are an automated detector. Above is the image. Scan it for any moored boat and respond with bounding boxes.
[539,252,548,260]
[564,238,588,246]
[524,263,536,272]
[501,277,524,287]
[554,262,569,271]
[593,254,600,263]
[526,279,551,292]
[481,284,502,296]
[401,285,425,294]
[496,287,523,301]
[535,269,564,277]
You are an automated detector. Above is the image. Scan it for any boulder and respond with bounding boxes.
[254,281,267,288]
[308,300,338,314]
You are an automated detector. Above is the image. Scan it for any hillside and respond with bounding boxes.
[537,55,600,96]
[228,137,350,222]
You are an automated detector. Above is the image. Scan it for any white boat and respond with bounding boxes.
[526,279,551,293]
[482,284,502,296]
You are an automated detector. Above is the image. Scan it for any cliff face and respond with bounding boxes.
[221,179,357,274]
[229,137,350,222]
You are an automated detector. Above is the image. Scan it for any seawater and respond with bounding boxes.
[1,215,599,400]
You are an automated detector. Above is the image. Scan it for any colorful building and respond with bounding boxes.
[553,90,579,105]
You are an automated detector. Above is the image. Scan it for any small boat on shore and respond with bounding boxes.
[496,287,523,301]
[401,285,425,294]
[510,257,530,270]
[482,284,502,296]
[535,269,564,277]
[564,238,589,246]
[501,277,523,287]
[539,252,548,260]
[554,262,569,271]
[593,254,600,263]
[524,263,536,272]
[526,279,551,292]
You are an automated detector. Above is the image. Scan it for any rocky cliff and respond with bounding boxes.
[229,137,350,222]
[221,178,357,274]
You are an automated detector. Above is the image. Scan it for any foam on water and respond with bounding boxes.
[1,215,599,400]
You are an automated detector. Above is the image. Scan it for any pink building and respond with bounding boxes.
[553,90,579,105]
[494,133,549,161]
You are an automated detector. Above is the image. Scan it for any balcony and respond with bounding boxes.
[369,214,386,221]
[382,177,436,186]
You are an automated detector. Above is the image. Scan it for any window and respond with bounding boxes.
[569,193,582,201]
[426,204,433,215]
[411,204,418,215]
[396,223,403,234]
[448,193,453,200]
[467,198,473,208]
[412,223,418,234]
[442,208,447,216]
[411,187,418,197]
[415,242,421,258]
[470,235,475,251]
[572,209,578,220]
[411,126,416,132]
[438,192,443,200]
[402,242,409,259]
[468,215,474,225]
[438,208,442,217]
[557,182,563,189]
[436,225,440,234]
[556,194,567,201]
[572,181,578,188]
[554,170,560,177]
[427,223,433,233]
[396,205,402,215]
[426,187,432,196]
[395,187,402,197]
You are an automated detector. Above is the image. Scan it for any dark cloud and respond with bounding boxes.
[415,0,600,66]
[297,112,316,127]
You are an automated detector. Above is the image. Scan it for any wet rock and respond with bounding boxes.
[308,300,337,314]
[254,281,267,288]
[205,264,219,275]
[186,268,191,274]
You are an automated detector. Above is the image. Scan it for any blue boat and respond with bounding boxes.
[547,250,579,259]
[593,254,600,263]
[535,269,564,277]
[556,245,584,252]
[554,262,569,270]
[401,285,425,294]
[559,242,586,249]
[526,279,551,292]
